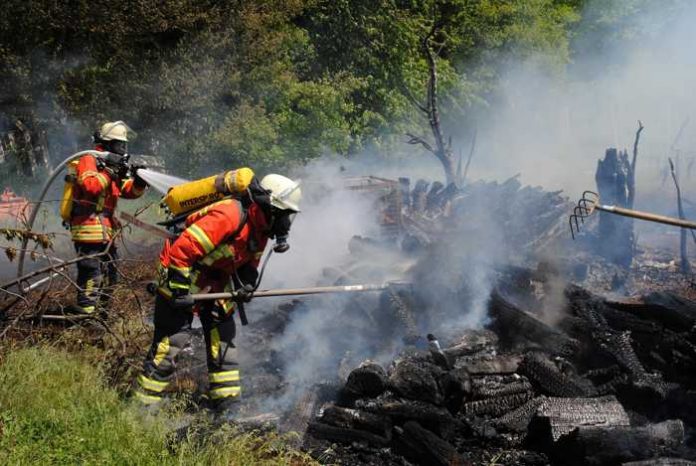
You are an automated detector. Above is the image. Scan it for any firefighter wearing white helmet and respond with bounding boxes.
[68,120,147,314]
[260,173,302,212]
[96,120,133,156]
[259,174,301,253]
[133,169,299,411]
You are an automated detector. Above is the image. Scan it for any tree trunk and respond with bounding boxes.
[595,148,635,267]
[422,30,455,185]
[406,23,457,186]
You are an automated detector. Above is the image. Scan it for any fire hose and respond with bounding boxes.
[146,282,404,301]
[17,150,107,277]
[17,150,154,278]
[145,281,408,326]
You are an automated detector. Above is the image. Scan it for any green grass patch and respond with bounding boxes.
[0,346,315,465]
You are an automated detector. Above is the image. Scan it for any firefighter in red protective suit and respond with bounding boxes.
[133,171,301,411]
[71,121,147,313]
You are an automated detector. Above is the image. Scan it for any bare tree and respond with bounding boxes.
[406,22,456,185]
[669,157,691,274]
[627,120,644,209]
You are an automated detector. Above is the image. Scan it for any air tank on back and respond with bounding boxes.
[162,167,255,216]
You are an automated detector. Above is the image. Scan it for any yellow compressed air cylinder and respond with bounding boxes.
[163,167,255,216]
[60,160,80,221]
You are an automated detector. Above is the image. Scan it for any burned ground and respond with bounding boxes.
[3,177,696,465]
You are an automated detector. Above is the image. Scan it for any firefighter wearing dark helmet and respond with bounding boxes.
[133,171,301,410]
[70,121,147,313]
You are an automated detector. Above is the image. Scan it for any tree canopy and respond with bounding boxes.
[0,0,685,180]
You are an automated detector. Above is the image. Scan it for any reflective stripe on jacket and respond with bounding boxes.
[158,200,269,294]
[70,149,145,243]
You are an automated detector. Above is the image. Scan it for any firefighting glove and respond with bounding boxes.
[101,153,128,180]
[210,302,234,322]
[232,284,254,303]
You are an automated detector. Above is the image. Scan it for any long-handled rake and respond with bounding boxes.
[570,190,696,239]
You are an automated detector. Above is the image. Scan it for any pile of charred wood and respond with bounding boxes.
[304,273,696,465]
[347,174,571,255]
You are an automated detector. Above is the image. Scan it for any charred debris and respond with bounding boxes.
[9,170,696,465]
[234,174,696,466]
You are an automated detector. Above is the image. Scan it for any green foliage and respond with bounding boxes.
[305,0,578,142]
[0,346,315,465]
[0,0,614,179]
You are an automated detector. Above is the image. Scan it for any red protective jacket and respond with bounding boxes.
[70,146,145,243]
[158,199,270,299]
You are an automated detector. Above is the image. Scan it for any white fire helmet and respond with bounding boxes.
[99,121,133,142]
[260,174,302,212]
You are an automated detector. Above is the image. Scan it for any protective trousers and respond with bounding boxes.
[74,242,119,314]
[134,295,240,406]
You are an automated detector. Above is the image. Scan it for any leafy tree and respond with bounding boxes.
[1,0,583,183]
[305,0,577,182]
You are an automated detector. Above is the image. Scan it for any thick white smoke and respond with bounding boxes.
[470,1,696,202]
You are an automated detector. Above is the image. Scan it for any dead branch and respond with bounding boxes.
[669,157,691,274]
[406,133,436,154]
[462,128,478,184]
[627,120,644,209]
[631,120,644,173]
[0,251,109,294]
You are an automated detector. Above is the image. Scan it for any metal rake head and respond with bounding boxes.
[569,191,600,239]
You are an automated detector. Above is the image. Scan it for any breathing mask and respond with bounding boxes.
[271,209,296,253]
[106,139,128,156]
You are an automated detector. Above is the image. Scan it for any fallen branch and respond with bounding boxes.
[0,251,109,294]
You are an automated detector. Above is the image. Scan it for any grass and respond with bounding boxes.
[0,346,316,465]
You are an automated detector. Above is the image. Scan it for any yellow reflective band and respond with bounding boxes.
[201,244,235,266]
[79,305,96,314]
[134,391,163,405]
[71,225,105,231]
[153,337,170,367]
[72,235,106,242]
[85,278,95,293]
[254,251,264,259]
[169,282,190,290]
[78,170,99,182]
[72,231,105,237]
[138,374,169,393]
[71,227,106,239]
[209,386,241,400]
[209,370,240,383]
[210,328,220,360]
[168,265,191,277]
[187,224,215,253]
[95,173,109,189]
